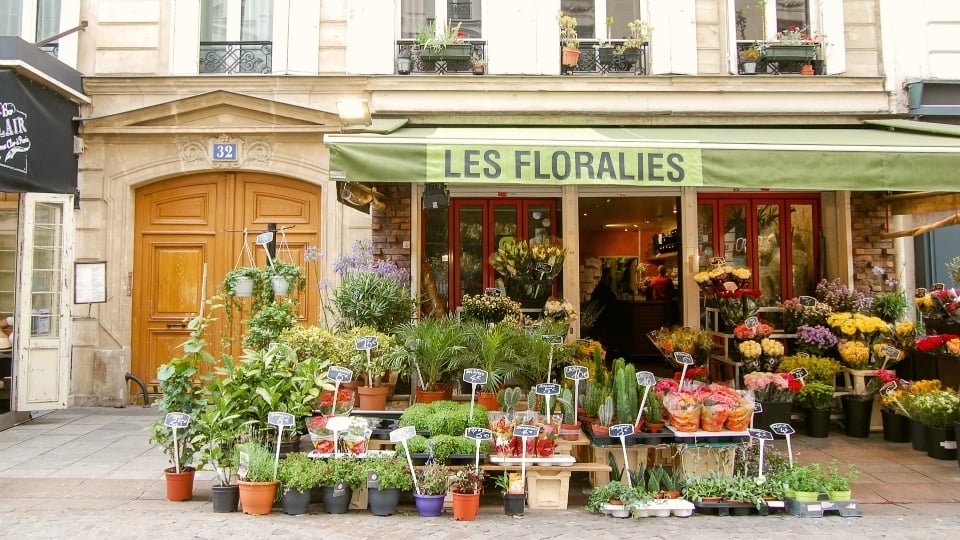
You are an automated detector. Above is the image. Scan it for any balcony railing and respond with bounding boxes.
[735,41,824,75]
[562,40,649,76]
[199,41,272,74]
[396,40,487,74]
[394,39,647,75]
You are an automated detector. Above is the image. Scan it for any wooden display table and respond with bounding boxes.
[483,461,611,510]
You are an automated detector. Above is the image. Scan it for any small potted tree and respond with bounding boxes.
[460,321,521,409]
[739,45,761,74]
[277,451,319,515]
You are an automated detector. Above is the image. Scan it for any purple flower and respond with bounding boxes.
[797,324,838,349]
[304,245,324,263]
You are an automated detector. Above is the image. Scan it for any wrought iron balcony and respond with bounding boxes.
[562,40,648,75]
[199,41,272,74]
[396,40,487,74]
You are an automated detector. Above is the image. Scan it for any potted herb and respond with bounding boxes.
[585,480,633,513]
[557,11,580,67]
[494,471,526,516]
[316,457,364,514]
[781,463,826,501]
[681,473,730,503]
[235,439,279,515]
[363,455,413,516]
[150,313,210,502]
[823,460,860,500]
[450,466,485,521]
[413,461,450,517]
[418,19,471,62]
[277,451,319,515]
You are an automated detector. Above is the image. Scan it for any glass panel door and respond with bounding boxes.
[720,202,748,268]
[697,203,715,272]
[491,202,519,289]
[756,203,783,303]
[790,203,816,298]
[455,203,484,300]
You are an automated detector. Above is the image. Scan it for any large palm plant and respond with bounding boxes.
[393,316,466,391]
[513,323,574,389]
[459,322,521,393]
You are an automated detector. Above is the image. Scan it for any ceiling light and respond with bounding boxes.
[336,98,372,129]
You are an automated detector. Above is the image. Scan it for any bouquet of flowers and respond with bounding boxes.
[543,297,577,323]
[696,384,741,432]
[862,368,898,399]
[796,324,839,356]
[738,340,762,360]
[826,312,891,343]
[743,372,801,403]
[693,265,752,295]
[460,293,521,324]
[717,288,763,329]
[648,326,714,366]
[489,237,565,280]
[816,278,873,313]
[916,288,960,323]
[781,297,832,332]
[663,391,702,432]
[838,339,870,369]
[914,333,960,355]
[307,415,338,453]
[733,321,774,340]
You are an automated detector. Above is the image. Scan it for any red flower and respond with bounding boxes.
[877,369,897,385]
[788,379,803,394]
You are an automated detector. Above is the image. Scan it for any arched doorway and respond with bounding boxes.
[131,172,322,387]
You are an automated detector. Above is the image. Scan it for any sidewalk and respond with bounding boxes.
[0,407,959,538]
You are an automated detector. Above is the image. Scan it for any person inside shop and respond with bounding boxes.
[645,265,677,301]
[586,271,618,356]
[0,316,12,350]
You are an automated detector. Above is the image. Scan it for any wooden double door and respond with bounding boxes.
[132,172,322,386]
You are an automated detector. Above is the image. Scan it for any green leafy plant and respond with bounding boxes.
[586,481,633,512]
[267,259,307,297]
[777,355,841,385]
[513,324,573,389]
[823,460,860,492]
[400,400,487,436]
[330,240,415,334]
[342,326,402,387]
[277,451,319,493]
[242,299,298,350]
[416,461,451,495]
[392,316,466,391]
[363,455,414,491]
[449,465,485,494]
[460,322,521,393]
[557,11,579,50]
[150,313,210,472]
[235,439,276,483]
[427,434,483,464]
[316,456,365,489]
[780,463,826,493]
[619,18,652,51]
[681,473,731,503]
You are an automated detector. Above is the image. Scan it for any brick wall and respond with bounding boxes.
[850,192,894,291]
[371,183,412,273]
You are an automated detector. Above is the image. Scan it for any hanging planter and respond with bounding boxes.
[271,276,290,296]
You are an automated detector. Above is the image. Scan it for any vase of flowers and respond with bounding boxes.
[717,289,762,331]
[490,237,565,308]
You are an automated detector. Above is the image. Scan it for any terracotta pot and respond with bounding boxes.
[452,491,481,521]
[436,382,454,400]
[357,385,390,410]
[592,425,610,437]
[238,480,279,515]
[415,388,446,404]
[477,391,500,411]
[559,422,581,441]
[644,421,665,434]
[800,64,815,76]
[164,466,195,502]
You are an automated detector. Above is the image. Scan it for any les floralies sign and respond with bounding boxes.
[0,71,78,194]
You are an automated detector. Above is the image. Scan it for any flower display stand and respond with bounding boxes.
[525,470,571,509]
[603,499,695,518]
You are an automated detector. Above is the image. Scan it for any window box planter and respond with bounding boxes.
[761,44,816,63]
[419,44,472,62]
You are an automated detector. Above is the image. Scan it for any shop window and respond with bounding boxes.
[698,194,819,304]
[0,0,60,55]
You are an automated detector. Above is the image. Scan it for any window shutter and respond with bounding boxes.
[819,0,846,75]
[646,0,698,75]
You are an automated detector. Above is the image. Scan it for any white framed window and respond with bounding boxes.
[401,0,482,39]
[200,0,274,42]
[0,0,60,43]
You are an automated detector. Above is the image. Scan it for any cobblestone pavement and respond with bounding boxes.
[1,408,959,539]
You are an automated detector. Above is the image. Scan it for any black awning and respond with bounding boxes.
[0,69,78,194]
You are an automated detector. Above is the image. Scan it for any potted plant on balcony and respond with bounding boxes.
[419,19,472,63]
[739,44,761,74]
[617,18,652,68]
[470,53,487,75]
[598,16,616,67]
[557,11,580,68]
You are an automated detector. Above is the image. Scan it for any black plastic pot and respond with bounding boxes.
[320,484,353,514]
[368,487,401,516]
[910,418,928,452]
[211,484,240,513]
[881,408,911,443]
[503,493,525,516]
[840,394,873,438]
[924,425,958,461]
[282,487,312,515]
[804,407,831,438]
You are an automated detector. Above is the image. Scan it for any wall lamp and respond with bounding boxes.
[336,98,372,131]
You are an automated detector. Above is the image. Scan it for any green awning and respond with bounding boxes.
[324,123,960,191]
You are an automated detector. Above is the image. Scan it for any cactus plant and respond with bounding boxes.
[558,387,575,425]
[645,392,663,424]
[584,381,608,421]
[497,386,522,414]
[593,346,606,387]
[598,395,615,427]
[613,359,638,427]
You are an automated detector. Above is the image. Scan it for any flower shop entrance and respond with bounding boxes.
[424,198,559,314]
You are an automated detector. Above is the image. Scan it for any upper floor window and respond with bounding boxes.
[0,0,60,55]
[401,0,482,39]
[200,0,273,74]
[735,0,809,42]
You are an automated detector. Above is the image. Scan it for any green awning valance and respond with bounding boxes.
[324,123,960,191]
